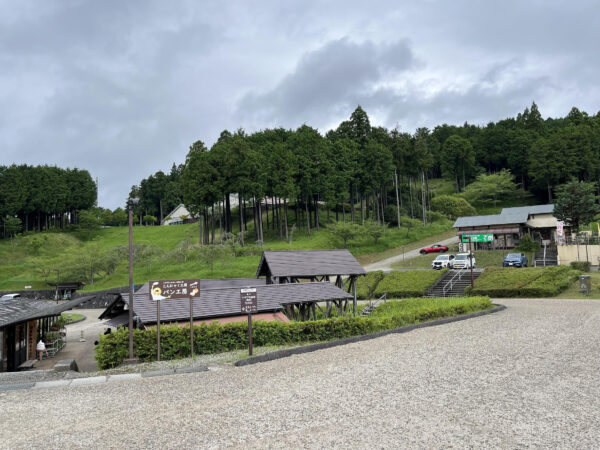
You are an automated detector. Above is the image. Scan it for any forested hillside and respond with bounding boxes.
[0,166,96,238]
[127,103,600,243]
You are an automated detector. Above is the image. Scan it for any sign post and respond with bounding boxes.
[149,279,201,362]
[240,287,258,356]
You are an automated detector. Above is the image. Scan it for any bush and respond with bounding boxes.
[373,269,447,298]
[466,266,580,297]
[95,296,493,369]
[518,267,580,297]
[570,261,591,272]
[355,271,386,299]
[516,235,540,253]
[431,195,476,219]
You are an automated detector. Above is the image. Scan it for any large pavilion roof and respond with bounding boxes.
[256,250,366,278]
[101,281,351,325]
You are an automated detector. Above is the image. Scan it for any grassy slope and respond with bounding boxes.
[0,218,454,292]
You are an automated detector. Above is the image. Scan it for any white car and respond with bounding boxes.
[451,253,476,269]
[432,254,455,270]
[0,293,21,300]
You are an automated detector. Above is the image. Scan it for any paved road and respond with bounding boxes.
[364,235,459,272]
[1,298,599,449]
[35,309,109,372]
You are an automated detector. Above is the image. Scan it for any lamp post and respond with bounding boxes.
[128,197,139,360]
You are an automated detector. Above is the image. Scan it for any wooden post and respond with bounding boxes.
[190,297,194,358]
[352,276,357,316]
[156,300,161,362]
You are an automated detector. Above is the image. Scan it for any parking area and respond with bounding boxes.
[1,298,599,448]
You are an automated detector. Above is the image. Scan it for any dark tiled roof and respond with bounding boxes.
[115,282,351,325]
[256,250,366,278]
[0,296,95,328]
[453,204,554,228]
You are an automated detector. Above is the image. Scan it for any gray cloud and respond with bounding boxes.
[1,0,599,208]
[236,38,416,128]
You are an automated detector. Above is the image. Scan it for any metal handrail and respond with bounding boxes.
[442,268,467,296]
[361,293,387,316]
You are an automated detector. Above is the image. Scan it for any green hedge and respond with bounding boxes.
[570,261,591,272]
[96,296,492,369]
[355,271,386,299]
[373,269,447,298]
[466,266,580,297]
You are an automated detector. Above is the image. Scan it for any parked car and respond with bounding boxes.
[452,253,476,269]
[503,252,528,267]
[419,244,449,254]
[0,293,21,300]
[432,254,455,270]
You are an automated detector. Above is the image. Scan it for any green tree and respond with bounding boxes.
[462,169,520,207]
[430,195,476,219]
[440,135,475,192]
[328,221,363,247]
[364,220,388,244]
[553,180,600,232]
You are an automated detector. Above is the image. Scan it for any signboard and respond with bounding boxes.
[461,234,493,243]
[556,221,564,237]
[149,279,200,301]
[240,288,258,314]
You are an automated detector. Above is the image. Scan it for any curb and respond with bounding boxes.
[235,304,506,367]
[0,365,209,393]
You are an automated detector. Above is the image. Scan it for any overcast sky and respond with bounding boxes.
[2,0,599,209]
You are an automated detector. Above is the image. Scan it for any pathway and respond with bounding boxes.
[35,309,110,372]
[363,235,459,272]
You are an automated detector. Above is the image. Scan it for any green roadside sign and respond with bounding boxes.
[461,234,493,243]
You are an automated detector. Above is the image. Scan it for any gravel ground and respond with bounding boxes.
[1,298,599,449]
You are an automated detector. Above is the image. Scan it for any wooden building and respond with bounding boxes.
[99,278,352,325]
[453,204,557,249]
[0,296,93,371]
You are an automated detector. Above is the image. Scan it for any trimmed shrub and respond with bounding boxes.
[466,266,580,297]
[355,271,386,299]
[95,296,492,369]
[373,269,447,298]
[570,261,591,272]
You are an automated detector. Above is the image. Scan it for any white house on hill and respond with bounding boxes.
[162,204,194,225]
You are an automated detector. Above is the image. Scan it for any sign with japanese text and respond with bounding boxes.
[240,288,258,314]
[461,234,493,243]
[149,279,200,301]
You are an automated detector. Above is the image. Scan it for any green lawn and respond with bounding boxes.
[467,266,580,297]
[0,217,455,292]
[61,312,85,323]
[556,271,600,299]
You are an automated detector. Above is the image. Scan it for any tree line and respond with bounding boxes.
[0,165,97,238]
[125,103,600,245]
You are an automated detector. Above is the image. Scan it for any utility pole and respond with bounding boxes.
[127,198,139,360]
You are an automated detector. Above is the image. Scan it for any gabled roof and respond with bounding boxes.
[104,281,351,325]
[0,296,95,328]
[256,250,366,278]
[453,204,554,228]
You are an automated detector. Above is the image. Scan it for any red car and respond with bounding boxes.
[419,244,449,254]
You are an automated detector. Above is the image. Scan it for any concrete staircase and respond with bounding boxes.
[425,269,484,297]
[533,247,558,267]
